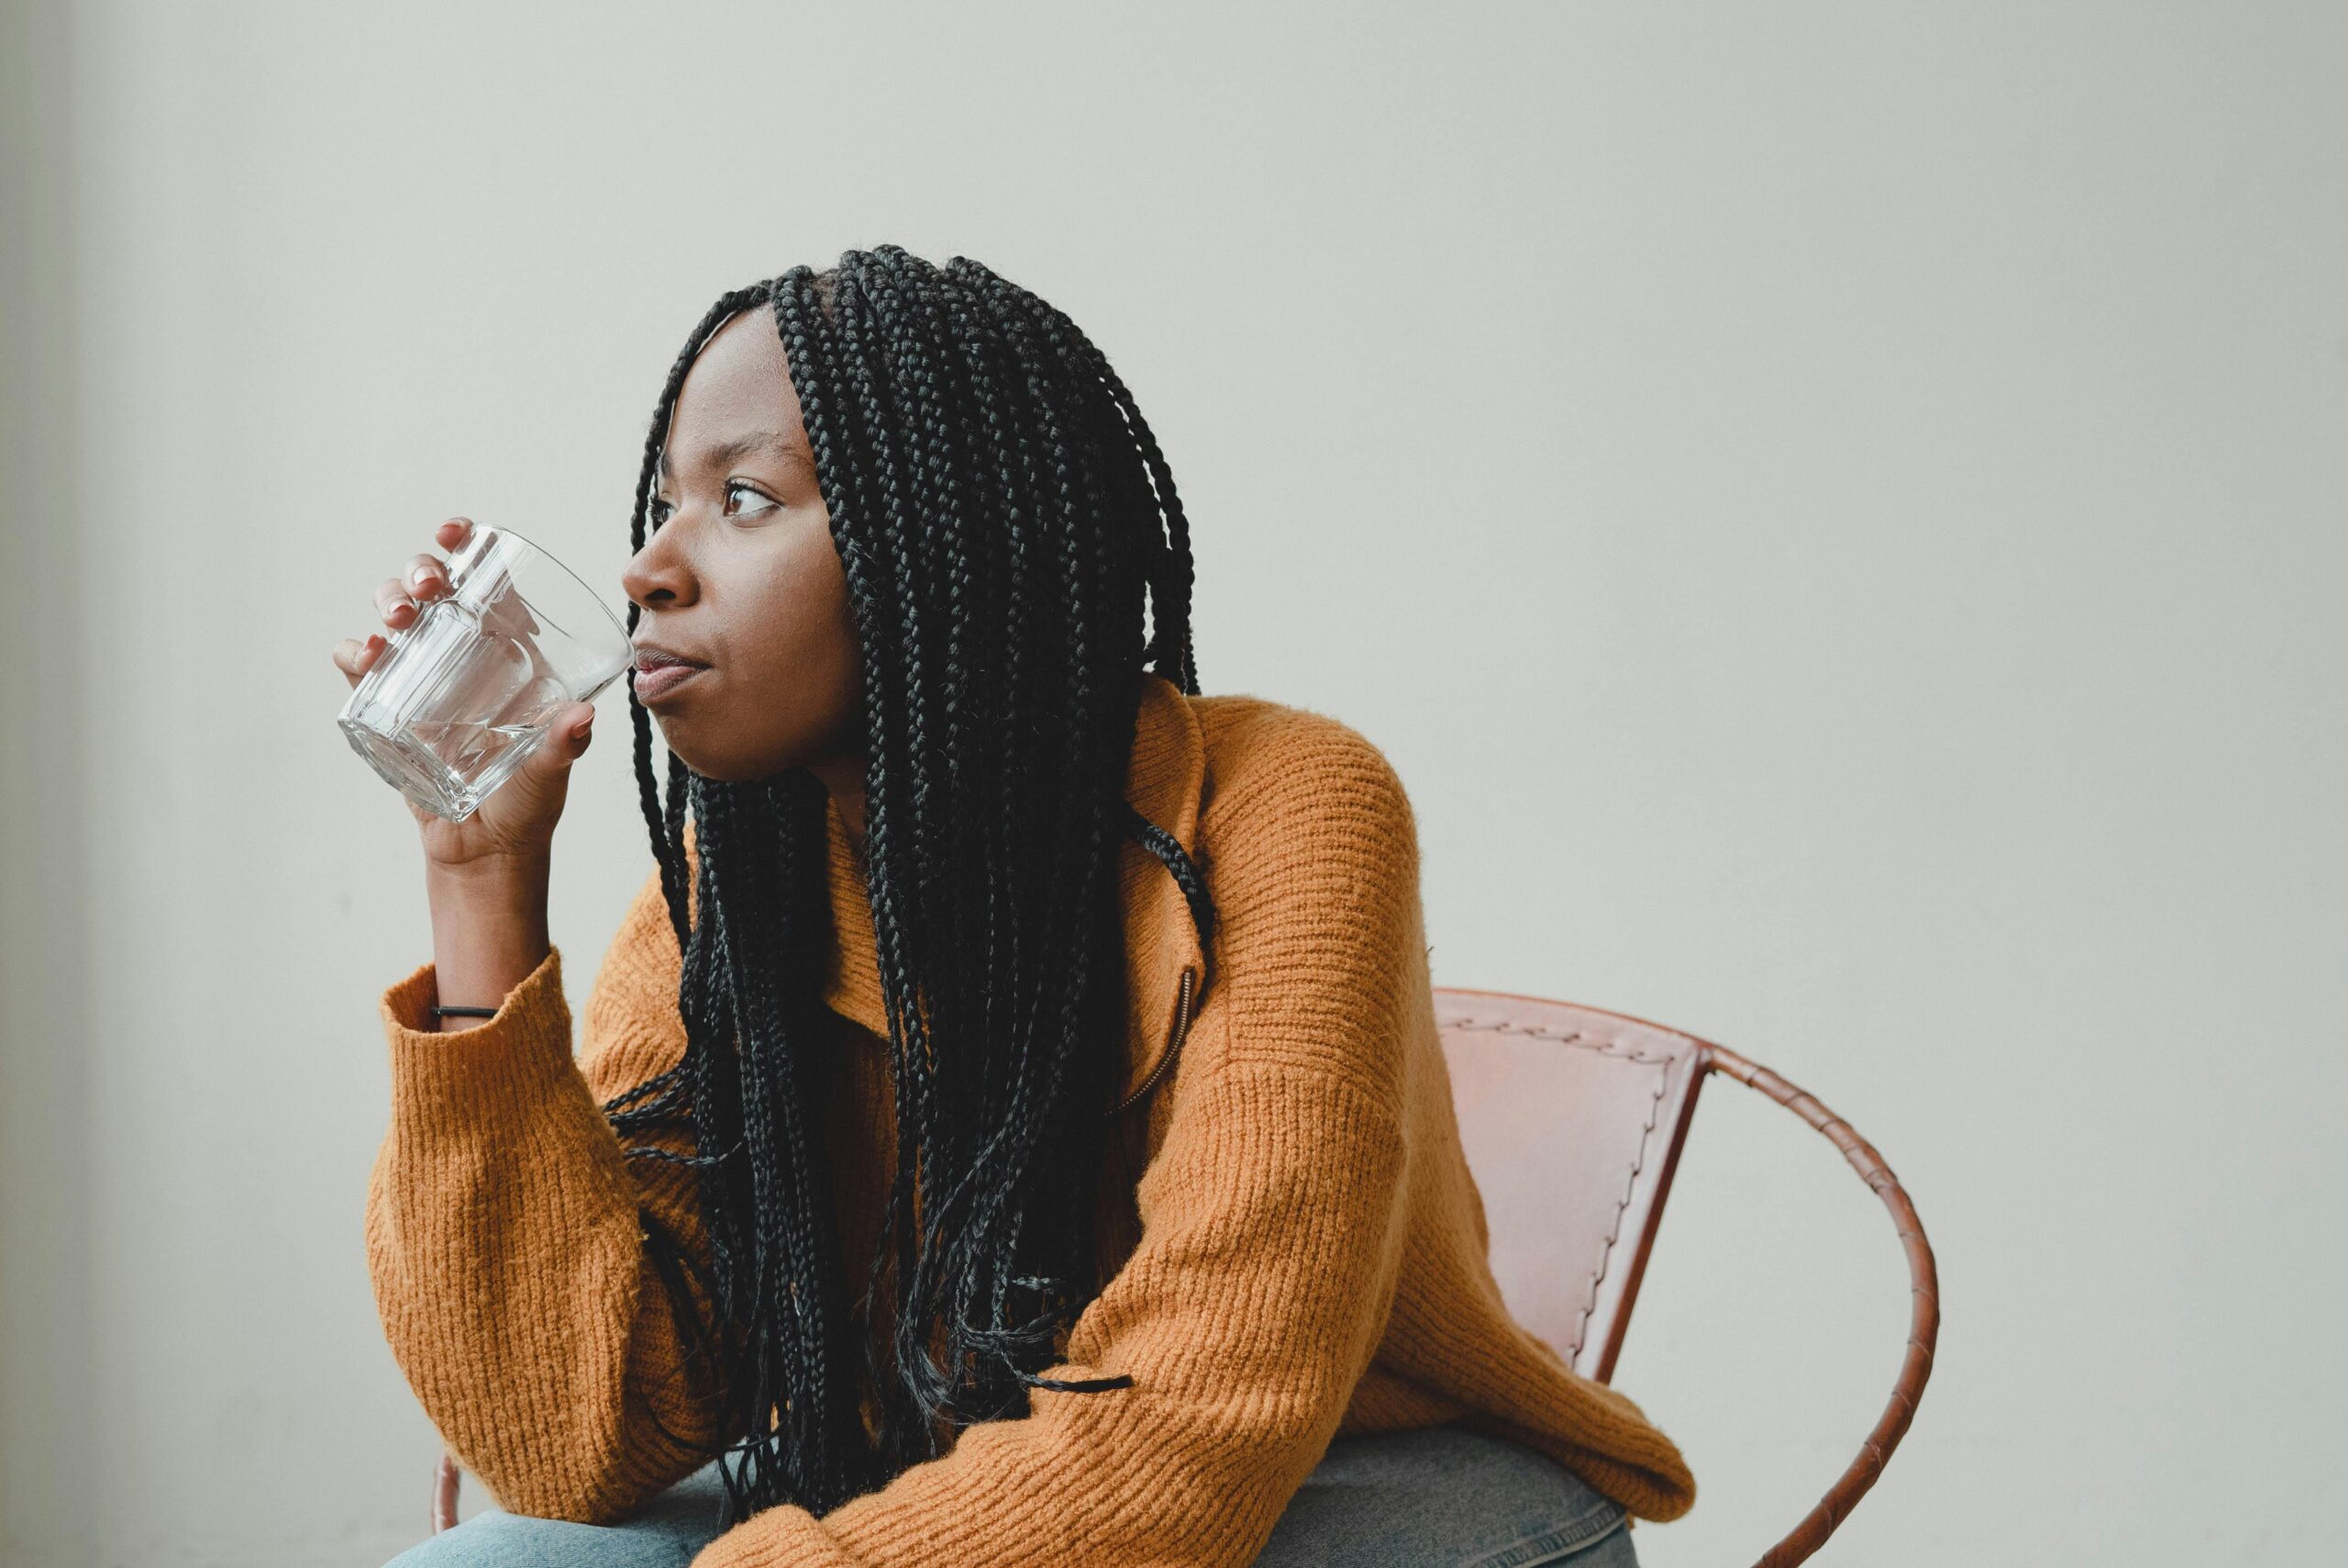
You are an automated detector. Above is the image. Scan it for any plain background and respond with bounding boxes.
[3,3,2341,1564]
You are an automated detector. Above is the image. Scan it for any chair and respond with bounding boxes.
[1434,988,1939,1568]
[427,993,1941,1562]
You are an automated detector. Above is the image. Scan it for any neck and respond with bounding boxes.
[806,751,869,860]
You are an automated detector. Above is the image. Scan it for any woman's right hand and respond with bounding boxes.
[332,516,601,875]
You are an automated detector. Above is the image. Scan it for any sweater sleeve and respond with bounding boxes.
[688,718,1424,1568]
[363,862,728,1523]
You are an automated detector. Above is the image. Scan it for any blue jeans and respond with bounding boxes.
[384,1423,1636,1567]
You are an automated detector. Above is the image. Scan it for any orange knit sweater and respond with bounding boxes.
[366,673,1696,1566]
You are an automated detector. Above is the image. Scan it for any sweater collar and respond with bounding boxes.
[814,671,1209,1108]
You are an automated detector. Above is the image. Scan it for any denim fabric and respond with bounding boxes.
[383,1423,1634,1568]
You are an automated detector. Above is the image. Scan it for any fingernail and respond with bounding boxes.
[411,566,434,590]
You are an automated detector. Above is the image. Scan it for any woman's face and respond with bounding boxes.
[621,307,864,792]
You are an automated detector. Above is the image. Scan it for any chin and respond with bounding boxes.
[646,720,803,786]
[661,744,752,783]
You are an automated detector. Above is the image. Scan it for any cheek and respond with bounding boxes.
[734,556,859,708]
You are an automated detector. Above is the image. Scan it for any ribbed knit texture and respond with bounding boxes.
[366,674,1696,1566]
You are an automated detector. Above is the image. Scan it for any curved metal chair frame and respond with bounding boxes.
[1433,988,1939,1568]
[427,995,1939,1566]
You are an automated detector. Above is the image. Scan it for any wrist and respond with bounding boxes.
[424,849,552,895]
[424,861,552,1027]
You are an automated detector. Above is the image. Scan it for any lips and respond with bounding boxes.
[631,650,708,672]
[633,663,705,703]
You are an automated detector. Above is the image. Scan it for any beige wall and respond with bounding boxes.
[2,3,2340,1563]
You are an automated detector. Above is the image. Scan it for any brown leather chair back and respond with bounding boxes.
[1434,988,1707,1382]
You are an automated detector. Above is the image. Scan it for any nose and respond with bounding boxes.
[621,524,695,612]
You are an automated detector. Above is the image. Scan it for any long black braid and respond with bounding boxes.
[595,247,1212,1528]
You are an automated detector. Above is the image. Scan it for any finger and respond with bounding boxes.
[376,574,419,629]
[403,552,450,602]
[333,633,386,689]
[548,701,595,765]
[435,516,474,551]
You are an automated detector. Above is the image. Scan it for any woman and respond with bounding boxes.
[337,246,1694,1567]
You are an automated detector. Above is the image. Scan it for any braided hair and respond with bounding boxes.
[594,247,1213,1527]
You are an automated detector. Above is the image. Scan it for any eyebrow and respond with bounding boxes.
[656,431,808,482]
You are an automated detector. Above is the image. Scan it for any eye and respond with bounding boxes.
[648,495,675,526]
[724,480,781,520]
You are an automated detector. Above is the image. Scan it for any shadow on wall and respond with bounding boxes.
[0,3,98,1563]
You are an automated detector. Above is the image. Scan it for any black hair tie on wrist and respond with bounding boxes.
[430,1005,500,1019]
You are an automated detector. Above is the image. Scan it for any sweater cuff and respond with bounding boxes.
[378,944,576,1117]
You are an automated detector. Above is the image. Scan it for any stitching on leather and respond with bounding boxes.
[1438,1017,1679,1357]
[1439,1019,1677,1065]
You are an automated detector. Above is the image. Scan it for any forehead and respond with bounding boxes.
[662,309,807,470]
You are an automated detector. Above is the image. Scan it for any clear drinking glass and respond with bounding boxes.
[337,525,634,823]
